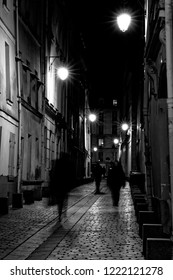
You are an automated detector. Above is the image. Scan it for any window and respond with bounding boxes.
[99,125,103,135]
[98,138,104,147]
[112,124,117,135]
[35,137,40,179]
[99,112,104,122]
[8,132,16,176]
[49,131,54,168]
[35,137,39,161]
[27,134,32,179]
[112,110,117,122]
[113,99,117,106]
[27,61,31,103]
[3,0,9,10]
[22,61,31,103]
[21,137,24,178]
[5,42,11,101]
[30,71,39,109]
[21,67,26,98]
[44,126,48,170]
[0,127,2,157]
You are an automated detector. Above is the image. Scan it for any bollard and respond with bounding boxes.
[135,202,148,220]
[138,211,158,237]
[12,193,23,208]
[0,197,9,215]
[134,197,147,211]
[146,238,172,259]
[130,172,145,193]
[142,224,168,257]
[23,190,34,204]
[34,187,42,201]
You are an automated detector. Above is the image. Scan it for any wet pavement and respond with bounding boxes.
[0,180,144,260]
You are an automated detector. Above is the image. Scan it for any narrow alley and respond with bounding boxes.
[0,180,143,260]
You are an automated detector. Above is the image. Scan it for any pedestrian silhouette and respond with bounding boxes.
[102,166,106,178]
[49,153,76,221]
[107,160,125,206]
[93,161,103,194]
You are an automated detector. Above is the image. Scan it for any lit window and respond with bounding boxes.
[98,139,104,147]
[113,99,117,106]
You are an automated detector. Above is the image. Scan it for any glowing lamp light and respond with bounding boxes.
[57,67,69,80]
[117,13,131,32]
[93,147,98,152]
[113,138,119,145]
[121,123,129,131]
[89,113,97,122]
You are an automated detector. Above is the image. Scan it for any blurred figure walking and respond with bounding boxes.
[49,153,76,222]
[107,160,125,206]
[93,161,103,194]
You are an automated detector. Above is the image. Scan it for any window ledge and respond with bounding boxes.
[6,99,13,106]
[3,4,10,13]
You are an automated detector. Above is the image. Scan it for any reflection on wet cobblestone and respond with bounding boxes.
[47,184,143,260]
[0,181,144,260]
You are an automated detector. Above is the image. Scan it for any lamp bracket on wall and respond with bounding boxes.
[49,50,65,70]
[146,59,158,98]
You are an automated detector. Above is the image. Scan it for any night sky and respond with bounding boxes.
[71,0,144,107]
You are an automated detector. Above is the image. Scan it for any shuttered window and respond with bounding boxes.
[8,132,16,176]
[5,42,11,101]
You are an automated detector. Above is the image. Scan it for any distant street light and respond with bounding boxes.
[121,122,129,131]
[113,138,119,145]
[117,13,131,32]
[57,66,69,80]
[88,113,97,122]
[93,147,98,152]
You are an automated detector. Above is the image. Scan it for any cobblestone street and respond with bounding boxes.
[0,180,144,260]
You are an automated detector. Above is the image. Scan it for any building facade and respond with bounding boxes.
[0,0,91,206]
[91,99,120,175]
[0,0,19,202]
[144,0,172,234]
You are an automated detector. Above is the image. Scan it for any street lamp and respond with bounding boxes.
[113,138,119,145]
[121,122,129,131]
[117,13,131,32]
[88,113,97,122]
[57,66,69,80]
[93,147,98,152]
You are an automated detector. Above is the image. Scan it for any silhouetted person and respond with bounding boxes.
[107,160,125,206]
[49,153,76,221]
[93,161,103,194]
[102,166,106,178]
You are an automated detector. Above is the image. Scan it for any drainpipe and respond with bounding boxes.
[165,0,173,238]
[15,0,22,194]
